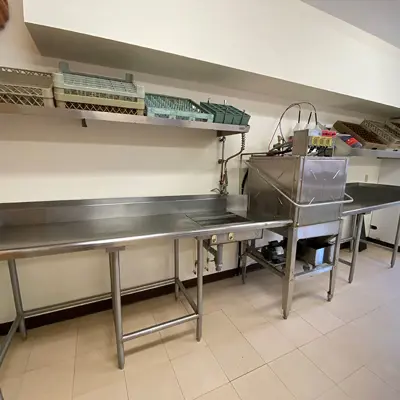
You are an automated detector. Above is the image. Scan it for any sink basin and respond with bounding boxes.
[187,212,249,227]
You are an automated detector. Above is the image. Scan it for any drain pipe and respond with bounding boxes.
[203,242,224,271]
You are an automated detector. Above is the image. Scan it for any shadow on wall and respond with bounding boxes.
[0,126,218,176]
[0,114,216,147]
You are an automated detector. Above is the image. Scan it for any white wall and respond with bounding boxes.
[0,0,382,322]
[303,0,400,49]
[369,159,400,244]
[24,0,400,108]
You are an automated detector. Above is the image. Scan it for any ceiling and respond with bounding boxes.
[302,0,400,49]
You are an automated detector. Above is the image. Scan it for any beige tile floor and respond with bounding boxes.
[1,245,400,400]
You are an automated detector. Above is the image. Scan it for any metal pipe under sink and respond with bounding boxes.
[203,242,224,271]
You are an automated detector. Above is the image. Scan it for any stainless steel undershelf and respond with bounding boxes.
[348,148,400,159]
[0,104,250,137]
[334,137,400,159]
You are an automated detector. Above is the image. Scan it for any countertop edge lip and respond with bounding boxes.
[342,200,400,216]
[0,219,293,260]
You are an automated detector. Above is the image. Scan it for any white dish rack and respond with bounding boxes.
[0,67,54,107]
[52,62,145,113]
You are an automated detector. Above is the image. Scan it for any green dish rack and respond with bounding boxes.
[200,101,250,125]
[145,94,213,122]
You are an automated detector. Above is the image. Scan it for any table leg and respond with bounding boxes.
[8,259,27,339]
[349,214,357,253]
[241,240,248,284]
[196,238,203,342]
[109,250,124,369]
[282,227,298,319]
[109,253,117,327]
[174,239,180,299]
[328,219,343,301]
[349,213,363,283]
[390,213,400,268]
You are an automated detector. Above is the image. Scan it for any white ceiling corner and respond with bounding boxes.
[302,0,400,49]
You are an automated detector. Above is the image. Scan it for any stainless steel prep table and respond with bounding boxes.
[0,194,291,374]
[341,183,400,282]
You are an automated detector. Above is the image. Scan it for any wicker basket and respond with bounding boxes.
[333,121,387,150]
[385,121,400,140]
[53,62,145,110]
[0,66,54,107]
[361,120,400,148]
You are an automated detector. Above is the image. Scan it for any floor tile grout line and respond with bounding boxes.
[122,369,130,400]
[229,362,267,384]
[296,305,346,336]
[70,325,79,400]
[337,365,365,391]
[169,356,194,400]
[297,340,362,387]
[267,361,302,400]
[364,364,400,394]
[222,311,294,368]
[191,381,228,400]
[204,338,231,384]
[272,311,323,348]
[217,308,281,370]
[205,327,266,383]
[230,382,245,400]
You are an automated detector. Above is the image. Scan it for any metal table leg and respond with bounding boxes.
[108,253,117,328]
[241,240,248,284]
[196,238,204,341]
[390,213,400,268]
[282,227,298,319]
[328,219,343,301]
[8,259,27,339]
[349,214,357,253]
[174,239,180,299]
[108,249,125,369]
[348,213,363,283]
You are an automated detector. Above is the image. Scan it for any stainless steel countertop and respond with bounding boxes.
[0,211,291,260]
[342,183,400,216]
[2,182,400,260]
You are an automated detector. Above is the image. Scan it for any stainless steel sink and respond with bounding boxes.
[187,212,250,227]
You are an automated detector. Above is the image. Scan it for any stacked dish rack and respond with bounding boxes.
[145,93,213,122]
[334,120,400,150]
[333,121,387,149]
[52,62,145,115]
[361,120,400,149]
[200,101,250,125]
[0,67,54,107]
[0,63,252,126]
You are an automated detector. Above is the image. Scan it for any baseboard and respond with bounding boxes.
[0,263,262,335]
[367,237,400,251]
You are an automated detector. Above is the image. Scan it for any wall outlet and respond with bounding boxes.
[364,174,369,182]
